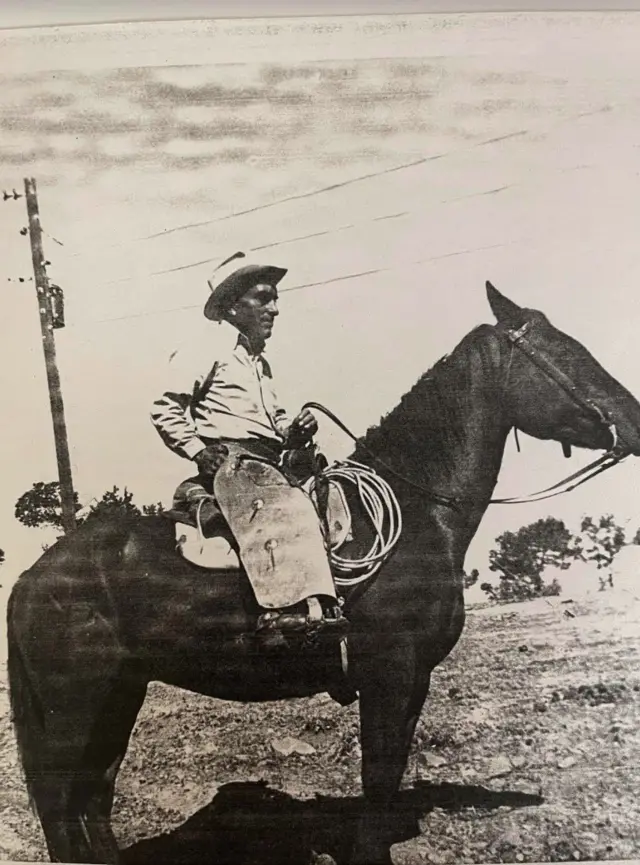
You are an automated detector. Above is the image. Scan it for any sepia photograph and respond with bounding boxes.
[2,5,640,863]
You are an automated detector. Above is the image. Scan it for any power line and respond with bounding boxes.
[57,101,616,261]
[67,179,528,290]
[69,301,202,327]
[118,223,359,281]
[93,221,362,285]
[52,103,618,290]
[140,153,450,241]
[283,239,519,294]
[45,231,65,247]
[58,151,451,259]
[253,225,356,252]
[62,176,522,290]
[65,239,520,329]
[132,104,617,241]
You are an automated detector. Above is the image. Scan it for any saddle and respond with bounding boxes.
[174,477,352,571]
[171,445,353,603]
[163,436,361,704]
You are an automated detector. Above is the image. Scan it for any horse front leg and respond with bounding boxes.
[349,642,432,865]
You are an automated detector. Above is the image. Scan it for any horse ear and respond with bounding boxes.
[486,281,525,325]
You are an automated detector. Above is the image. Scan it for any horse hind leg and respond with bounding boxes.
[32,780,99,864]
[34,670,146,865]
[77,664,148,863]
[32,671,145,865]
[8,586,139,864]
[7,608,91,862]
[8,628,97,863]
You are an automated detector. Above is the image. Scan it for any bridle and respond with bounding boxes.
[303,318,630,510]
[489,320,629,505]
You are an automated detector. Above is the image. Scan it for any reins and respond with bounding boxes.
[302,401,459,508]
[302,319,629,511]
[488,451,624,505]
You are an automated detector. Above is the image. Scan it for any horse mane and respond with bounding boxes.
[353,323,499,478]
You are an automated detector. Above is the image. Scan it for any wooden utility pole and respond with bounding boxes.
[24,177,77,535]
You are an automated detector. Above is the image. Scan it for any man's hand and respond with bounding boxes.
[194,442,229,478]
[286,408,318,448]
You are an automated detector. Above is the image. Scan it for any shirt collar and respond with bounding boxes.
[217,319,267,359]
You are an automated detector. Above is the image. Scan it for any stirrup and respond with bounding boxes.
[256,609,308,634]
[306,611,350,642]
[255,600,350,641]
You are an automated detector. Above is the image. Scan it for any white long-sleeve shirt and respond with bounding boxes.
[150,320,291,461]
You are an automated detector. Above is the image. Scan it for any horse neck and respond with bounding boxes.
[352,325,511,540]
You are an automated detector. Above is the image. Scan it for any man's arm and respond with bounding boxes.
[279,407,319,448]
[150,345,207,461]
[273,404,293,441]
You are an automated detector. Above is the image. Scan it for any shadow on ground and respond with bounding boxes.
[123,779,544,865]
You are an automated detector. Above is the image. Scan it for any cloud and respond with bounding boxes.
[0,58,558,183]
[134,79,268,108]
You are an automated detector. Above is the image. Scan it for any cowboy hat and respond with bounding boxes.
[204,251,288,321]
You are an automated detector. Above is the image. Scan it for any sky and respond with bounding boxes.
[3,12,640,598]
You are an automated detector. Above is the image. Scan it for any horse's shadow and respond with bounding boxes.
[122,779,544,865]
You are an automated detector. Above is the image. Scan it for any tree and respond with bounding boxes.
[80,487,164,523]
[463,568,479,589]
[578,514,626,590]
[15,481,163,532]
[485,516,579,603]
[15,481,82,530]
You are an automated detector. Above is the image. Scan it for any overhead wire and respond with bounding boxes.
[91,222,361,285]
[62,240,520,329]
[57,151,460,259]
[56,178,537,290]
[46,100,621,329]
[137,151,451,241]
[51,100,617,262]
[48,103,620,295]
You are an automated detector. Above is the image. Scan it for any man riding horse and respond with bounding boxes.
[150,251,349,643]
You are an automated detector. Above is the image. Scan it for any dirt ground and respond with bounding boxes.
[2,587,640,864]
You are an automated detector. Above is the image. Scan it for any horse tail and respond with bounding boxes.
[6,586,44,815]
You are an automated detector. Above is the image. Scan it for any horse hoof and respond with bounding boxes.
[310,852,338,865]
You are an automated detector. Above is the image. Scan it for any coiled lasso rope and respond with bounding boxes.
[312,458,403,588]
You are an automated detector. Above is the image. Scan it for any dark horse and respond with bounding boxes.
[7,284,640,865]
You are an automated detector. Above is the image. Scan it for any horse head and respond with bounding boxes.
[487,281,640,458]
